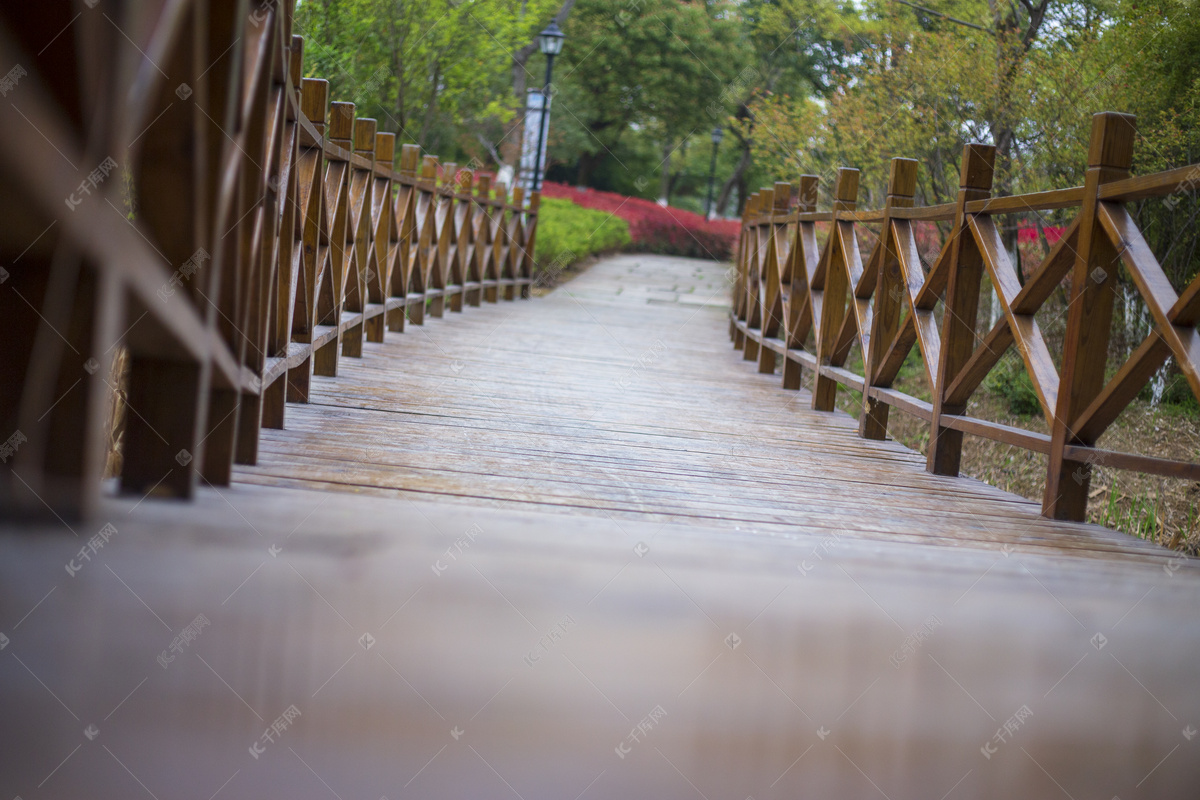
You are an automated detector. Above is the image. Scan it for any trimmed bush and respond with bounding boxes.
[540,182,739,260]
[534,197,631,274]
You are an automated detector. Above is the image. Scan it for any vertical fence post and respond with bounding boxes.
[476,175,499,304]
[743,187,771,363]
[341,116,375,357]
[442,162,464,313]
[523,191,541,299]
[812,168,859,411]
[369,131,395,342]
[264,36,306,429]
[928,144,996,475]
[758,182,793,375]
[313,99,353,377]
[396,143,422,326]
[735,192,764,351]
[288,77,328,403]
[1044,112,1136,519]
[507,186,526,301]
[421,155,444,318]
[782,175,819,391]
[861,158,918,439]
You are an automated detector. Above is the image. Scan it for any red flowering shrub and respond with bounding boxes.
[539,182,740,260]
[1018,223,1065,245]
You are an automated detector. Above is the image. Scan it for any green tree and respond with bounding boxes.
[295,0,564,160]
[551,0,744,188]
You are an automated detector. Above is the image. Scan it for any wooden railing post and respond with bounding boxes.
[812,168,859,411]
[368,130,395,342]
[758,182,793,375]
[287,77,328,403]
[522,191,541,299]
[393,143,422,328]
[928,144,995,475]
[440,162,465,313]
[420,155,444,318]
[341,115,375,357]
[861,158,918,439]
[1044,112,1136,519]
[455,167,481,307]
[732,192,763,349]
[264,35,305,429]
[506,186,526,301]
[312,98,352,377]
[742,187,772,363]
[491,180,511,302]
[781,175,819,390]
[476,175,499,304]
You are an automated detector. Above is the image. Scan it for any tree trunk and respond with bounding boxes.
[657,143,672,206]
[576,150,602,188]
[418,61,441,147]
[715,143,751,217]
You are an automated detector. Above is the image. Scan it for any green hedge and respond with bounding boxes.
[534,197,631,275]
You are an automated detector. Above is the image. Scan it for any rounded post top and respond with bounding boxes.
[329,102,355,141]
[454,168,473,192]
[796,175,819,211]
[300,78,329,124]
[959,143,996,190]
[374,132,395,165]
[354,119,377,154]
[288,37,304,88]
[834,168,859,205]
[888,158,919,198]
[773,182,792,211]
[399,143,421,174]
[1088,112,1136,170]
[420,155,438,181]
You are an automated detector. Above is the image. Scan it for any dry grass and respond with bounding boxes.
[103,348,130,480]
[816,358,1200,554]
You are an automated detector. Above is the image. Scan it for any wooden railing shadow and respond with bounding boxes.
[0,2,537,519]
[732,113,1200,523]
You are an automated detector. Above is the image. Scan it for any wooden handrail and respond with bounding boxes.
[732,113,1200,522]
[0,2,538,518]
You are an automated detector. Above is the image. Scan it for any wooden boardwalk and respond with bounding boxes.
[242,254,1164,559]
[2,255,1198,799]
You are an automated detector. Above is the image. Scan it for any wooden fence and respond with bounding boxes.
[0,3,537,519]
[732,112,1200,522]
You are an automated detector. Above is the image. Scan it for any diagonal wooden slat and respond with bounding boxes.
[1097,202,1200,399]
[1072,332,1171,443]
[969,215,1060,425]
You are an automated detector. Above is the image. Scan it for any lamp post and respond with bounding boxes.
[532,20,564,193]
[704,126,723,219]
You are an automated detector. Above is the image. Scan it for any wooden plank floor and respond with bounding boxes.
[2,255,1198,799]
[241,253,1165,560]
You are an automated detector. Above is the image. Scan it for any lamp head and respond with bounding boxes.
[539,21,565,56]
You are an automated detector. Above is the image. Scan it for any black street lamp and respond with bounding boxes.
[532,20,565,193]
[704,126,723,219]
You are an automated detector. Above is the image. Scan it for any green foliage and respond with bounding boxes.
[534,197,631,269]
[294,0,562,159]
[550,0,745,185]
[296,0,1200,243]
[985,354,1042,418]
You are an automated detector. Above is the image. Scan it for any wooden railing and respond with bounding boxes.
[0,3,537,518]
[732,112,1200,522]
